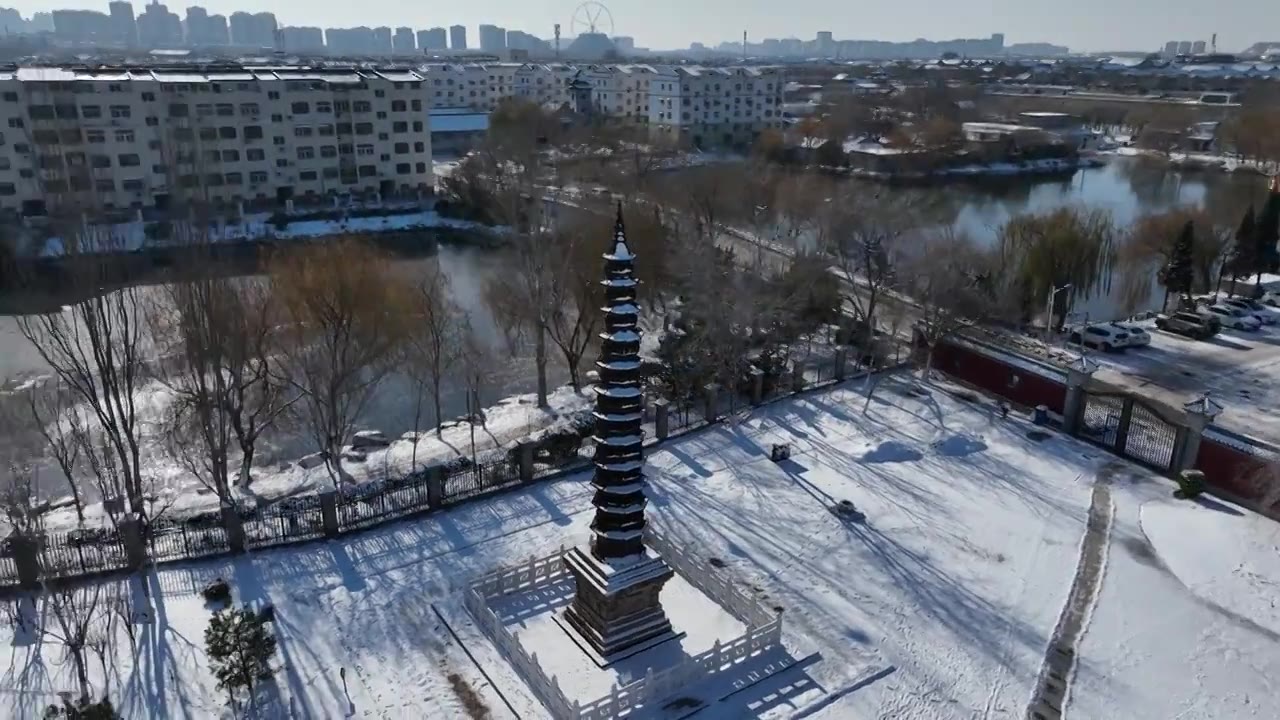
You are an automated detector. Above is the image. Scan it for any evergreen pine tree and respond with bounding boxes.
[205,607,278,698]
[1225,205,1257,295]
[1255,186,1280,278]
[1159,220,1196,309]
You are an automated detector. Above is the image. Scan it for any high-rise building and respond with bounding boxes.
[137,2,181,48]
[108,1,137,46]
[230,11,277,48]
[613,36,634,53]
[478,24,506,52]
[327,26,375,54]
[393,26,415,53]
[29,12,54,33]
[1164,40,1179,57]
[450,24,466,50]
[281,25,324,52]
[1191,40,1206,54]
[185,6,228,46]
[418,27,447,50]
[1176,40,1193,55]
[372,26,393,53]
[52,9,112,44]
[506,30,549,53]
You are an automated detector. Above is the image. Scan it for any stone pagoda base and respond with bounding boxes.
[561,545,676,664]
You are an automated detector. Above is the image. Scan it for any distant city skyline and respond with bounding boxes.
[1,0,1275,53]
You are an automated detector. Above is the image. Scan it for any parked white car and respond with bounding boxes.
[1198,304,1261,331]
[1260,290,1280,307]
[1067,323,1130,351]
[1109,322,1151,347]
[1221,297,1277,325]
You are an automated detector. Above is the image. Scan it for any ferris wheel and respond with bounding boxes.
[570,1,615,36]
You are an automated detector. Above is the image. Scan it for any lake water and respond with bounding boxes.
[3,156,1267,381]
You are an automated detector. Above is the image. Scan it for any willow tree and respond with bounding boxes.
[996,207,1118,329]
[1117,207,1232,313]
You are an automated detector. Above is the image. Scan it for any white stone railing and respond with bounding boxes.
[645,525,779,627]
[465,528,787,720]
[470,546,570,599]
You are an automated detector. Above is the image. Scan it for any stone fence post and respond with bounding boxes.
[703,383,719,424]
[1061,358,1098,436]
[654,399,670,441]
[791,361,807,393]
[319,492,340,539]
[750,368,765,406]
[519,442,535,483]
[11,535,41,589]
[834,347,848,382]
[221,504,246,554]
[1175,394,1224,473]
[427,466,445,509]
[120,515,148,570]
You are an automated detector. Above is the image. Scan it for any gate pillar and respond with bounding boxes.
[1062,357,1098,436]
[1175,393,1224,473]
[1115,397,1135,451]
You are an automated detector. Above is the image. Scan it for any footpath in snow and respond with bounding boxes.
[1,375,1277,718]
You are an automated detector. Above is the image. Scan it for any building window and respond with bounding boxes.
[7,118,21,129]
[376,111,387,120]
[358,164,376,177]
[356,144,374,156]
[316,101,332,113]
[296,147,315,159]
[28,105,54,120]
[411,99,422,111]
[219,127,237,139]
[1,92,14,102]
[273,136,285,146]
[353,101,371,113]
[271,114,283,122]
[413,142,425,152]
[117,153,140,167]
[374,90,385,98]
[320,145,337,158]
[355,123,373,135]
[250,171,268,184]
[412,120,423,132]
[81,105,102,119]
[169,103,189,117]
[323,167,339,179]
[275,159,289,168]
[299,170,318,181]
[243,125,264,140]
[115,130,135,143]
[110,105,131,118]
[392,121,408,133]
[91,154,111,168]
[225,172,243,185]
[216,103,234,117]
[395,163,411,175]
[394,142,409,154]
[197,104,214,117]
[199,127,217,141]
[391,100,406,112]
[295,126,313,137]
[204,149,222,163]
[240,103,259,116]
[415,162,426,173]
[318,125,334,137]
[291,101,310,114]
[94,179,114,193]
[222,149,240,162]
[247,148,266,161]
[121,179,145,192]
[267,91,280,100]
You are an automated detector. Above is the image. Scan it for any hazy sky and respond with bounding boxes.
[14,0,1277,53]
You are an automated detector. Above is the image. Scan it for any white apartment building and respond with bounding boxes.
[646,66,786,147]
[418,63,574,112]
[0,65,433,218]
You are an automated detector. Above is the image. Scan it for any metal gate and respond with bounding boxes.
[1081,393,1124,448]
[1124,399,1180,471]
[1079,390,1180,472]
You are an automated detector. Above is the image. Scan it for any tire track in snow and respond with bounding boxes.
[1025,464,1117,720]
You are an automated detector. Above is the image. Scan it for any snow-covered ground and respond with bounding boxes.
[1105,146,1276,175]
[6,375,1274,718]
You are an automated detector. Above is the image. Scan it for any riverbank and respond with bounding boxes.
[840,154,1105,181]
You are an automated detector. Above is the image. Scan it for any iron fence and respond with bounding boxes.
[242,496,326,550]
[39,528,130,580]
[148,517,232,562]
[338,473,434,532]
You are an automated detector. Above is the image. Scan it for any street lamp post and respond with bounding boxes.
[1046,283,1073,342]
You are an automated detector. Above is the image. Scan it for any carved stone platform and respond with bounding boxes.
[561,546,676,664]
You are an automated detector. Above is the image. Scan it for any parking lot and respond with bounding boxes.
[1057,315,1280,446]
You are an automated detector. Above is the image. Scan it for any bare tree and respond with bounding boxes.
[900,230,997,379]
[17,224,150,516]
[544,223,607,391]
[402,261,466,462]
[270,239,409,485]
[821,190,911,346]
[23,381,90,523]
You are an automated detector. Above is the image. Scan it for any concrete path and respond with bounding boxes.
[1025,464,1118,720]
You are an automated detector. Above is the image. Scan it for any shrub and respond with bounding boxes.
[205,607,278,696]
[1176,469,1206,499]
[202,578,231,605]
[43,695,118,719]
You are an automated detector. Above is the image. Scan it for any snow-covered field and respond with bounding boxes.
[2,375,1277,719]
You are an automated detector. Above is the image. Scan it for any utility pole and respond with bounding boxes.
[554,23,561,60]
[743,30,747,61]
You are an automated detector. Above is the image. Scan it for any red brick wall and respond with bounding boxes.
[932,341,1068,414]
[1195,438,1279,518]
